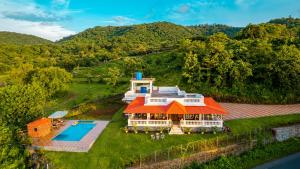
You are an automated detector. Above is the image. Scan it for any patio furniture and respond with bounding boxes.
[151,134,155,140]
[155,133,160,140]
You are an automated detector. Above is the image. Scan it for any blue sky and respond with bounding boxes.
[0,0,299,41]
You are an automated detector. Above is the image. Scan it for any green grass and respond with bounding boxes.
[225,114,300,135]
[46,109,300,169]
[46,109,217,169]
[45,82,127,114]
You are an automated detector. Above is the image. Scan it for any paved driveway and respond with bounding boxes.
[221,103,300,120]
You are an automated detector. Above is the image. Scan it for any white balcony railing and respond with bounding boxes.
[128,119,223,128]
[123,91,148,101]
[180,120,223,128]
[144,96,205,106]
[128,119,172,127]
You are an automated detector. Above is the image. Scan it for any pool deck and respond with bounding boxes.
[31,120,109,152]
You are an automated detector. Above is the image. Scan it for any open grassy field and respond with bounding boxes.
[46,107,300,169]
[45,82,127,117]
[225,113,300,134]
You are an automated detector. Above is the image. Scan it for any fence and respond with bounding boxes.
[128,128,275,169]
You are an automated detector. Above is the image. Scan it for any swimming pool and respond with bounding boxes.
[52,121,96,141]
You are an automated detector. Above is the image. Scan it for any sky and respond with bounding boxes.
[0,0,299,41]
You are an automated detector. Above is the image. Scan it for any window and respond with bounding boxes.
[34,128,38,132]
[150,99,167,102]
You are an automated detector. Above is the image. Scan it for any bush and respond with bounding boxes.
[66,103,97,118]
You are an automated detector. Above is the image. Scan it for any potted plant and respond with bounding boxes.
[187,128,192,134]
[123,127,129,134]
[212,127,218,134]
[133,124,138,134]
[199,128,204,134]
[159,127,165,134]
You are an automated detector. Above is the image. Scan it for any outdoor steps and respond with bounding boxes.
[169,125,184,135]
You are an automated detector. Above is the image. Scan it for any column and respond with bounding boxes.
[147,113,150,125]
[150,81,153,93]
[131,81,134,91]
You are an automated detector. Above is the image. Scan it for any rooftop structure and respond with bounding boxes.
[123,72,228,134]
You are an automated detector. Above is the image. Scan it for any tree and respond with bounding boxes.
[0,124,28,169]
[7,65,72,98]
[0,83,46,128]
[182,51,201,84]
[103,67,121,86]
[30,67,73,97]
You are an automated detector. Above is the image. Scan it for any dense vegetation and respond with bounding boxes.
[0,31,52,45]
[186,138,300,169]
[0,18,299,103]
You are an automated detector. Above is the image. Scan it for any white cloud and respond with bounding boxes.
[177,4,190,14]
[0,16,75,41]
[103,16,136,26]
[0,0,76,41]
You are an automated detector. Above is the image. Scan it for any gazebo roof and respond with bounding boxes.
[48,111,68,119]
[27,118,51,127]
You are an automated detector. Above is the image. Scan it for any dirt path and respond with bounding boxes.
[221,103,300,120]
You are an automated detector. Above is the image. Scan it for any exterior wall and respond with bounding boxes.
[272,124,300,141]
[28,121,51,137]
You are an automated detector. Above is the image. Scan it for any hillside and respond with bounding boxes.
[59,22,242,55]
[0,18,299,103]
[0,31,52,45]
[60,22,192,54]
[269,17,300,28]
[188,24,242,37]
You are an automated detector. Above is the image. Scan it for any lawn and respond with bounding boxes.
[225,114,300,134]
[46,108,300,169]
[45,82,127,116]
[46,109,217,169]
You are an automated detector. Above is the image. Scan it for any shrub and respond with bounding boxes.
[66,103,97,118]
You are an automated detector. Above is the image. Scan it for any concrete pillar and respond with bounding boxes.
[150,81,153,93]
[131,81,134,91]
[147,113,150,120]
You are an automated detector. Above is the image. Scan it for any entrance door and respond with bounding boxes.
[170,114,183,123]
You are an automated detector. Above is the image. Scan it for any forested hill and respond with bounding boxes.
[0,17,299,103]
[269,17,300,28]
[188,24,242,38]
[0,31,52,45]
[59,22,241,55]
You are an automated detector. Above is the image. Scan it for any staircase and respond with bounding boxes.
[169,125,184,135]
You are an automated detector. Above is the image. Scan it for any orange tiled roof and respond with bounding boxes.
[27,118,51,127]
[124,97,228,115]
[165,101,187,114]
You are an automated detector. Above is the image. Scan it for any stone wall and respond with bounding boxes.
[272,124,300,142]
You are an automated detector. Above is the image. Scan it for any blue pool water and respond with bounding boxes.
[52,122,96,141]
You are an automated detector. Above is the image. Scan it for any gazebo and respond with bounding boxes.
[27,118,52,137]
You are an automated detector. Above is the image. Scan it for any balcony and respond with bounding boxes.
[180,120,223,128]
[128,119,172,127]
[127,119,223,128]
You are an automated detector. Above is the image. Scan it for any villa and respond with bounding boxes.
[123,72,228,134]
